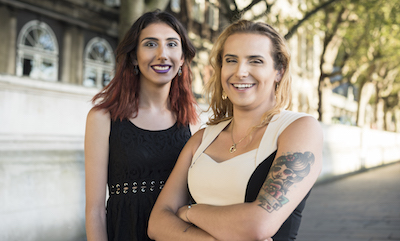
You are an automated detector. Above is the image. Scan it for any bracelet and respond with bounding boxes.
[183,223,194,232]
[185,204,196,223]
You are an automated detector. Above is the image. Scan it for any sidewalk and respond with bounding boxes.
[296,161,400,241]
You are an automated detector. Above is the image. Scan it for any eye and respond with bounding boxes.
[144,41,157,47]
[168,41,179,47]
[224,58,237,63]
[250,59,263,64]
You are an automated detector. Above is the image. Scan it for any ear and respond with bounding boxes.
[132,59,138,65]
[275,71,281,82]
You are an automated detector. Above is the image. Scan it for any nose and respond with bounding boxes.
[157,45,168,60]
[235,62,248,79]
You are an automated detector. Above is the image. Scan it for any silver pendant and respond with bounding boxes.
[229,144,237,153]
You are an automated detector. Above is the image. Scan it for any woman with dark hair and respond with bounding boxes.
[84,10,199,241]
[148,20,323,241]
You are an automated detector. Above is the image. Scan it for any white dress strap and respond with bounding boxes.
[190,119,232,167]
[255,110,311,166]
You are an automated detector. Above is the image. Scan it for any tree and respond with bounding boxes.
[218,0,340,40]
[319,0,400,130]
[316,3,349,122]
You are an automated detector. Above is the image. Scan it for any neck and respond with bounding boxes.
[231,111,263,133]
[139,81,171,111]
[231,99,276,129]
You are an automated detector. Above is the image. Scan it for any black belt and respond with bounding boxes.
[109,180,165,195]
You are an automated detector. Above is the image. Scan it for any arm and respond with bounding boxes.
[84,108,110,241]
[148,129,218,241]
[177,116,323,241]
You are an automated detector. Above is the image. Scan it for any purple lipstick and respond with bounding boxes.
[152,65,171,73]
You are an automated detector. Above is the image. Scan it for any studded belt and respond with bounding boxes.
[109,180,165,195]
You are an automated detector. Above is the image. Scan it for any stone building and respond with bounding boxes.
[0,1,120,240]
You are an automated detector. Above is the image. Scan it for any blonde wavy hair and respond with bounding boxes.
[205,20,292,127]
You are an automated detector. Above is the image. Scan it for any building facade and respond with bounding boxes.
[0,1,121,240]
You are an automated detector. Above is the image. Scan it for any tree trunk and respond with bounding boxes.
[375,94,385,131]
[356,81,374,127]
[317,7,346,122]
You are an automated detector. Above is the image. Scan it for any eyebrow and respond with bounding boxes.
[248,55,265,59]
[223,54,265,59]
[141,37,181,43]
[224,54,237,58]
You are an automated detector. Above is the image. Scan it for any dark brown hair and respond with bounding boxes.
[92,10,198,126]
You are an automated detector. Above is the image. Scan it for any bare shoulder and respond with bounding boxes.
[189,122,202,134]
[87,107,110,122]
[278,115,323,155]
[184,127,206,156]
[86,108,111,129]
[283,116,322,139]
[191,127,205,139]
[85,108,111,139]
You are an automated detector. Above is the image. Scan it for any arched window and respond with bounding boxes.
[16,20,59,81]
[83,37,115,88]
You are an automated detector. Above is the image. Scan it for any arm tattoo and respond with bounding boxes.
[257,152,315,212]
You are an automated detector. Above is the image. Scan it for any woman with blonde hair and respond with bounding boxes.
[148,20,323,241]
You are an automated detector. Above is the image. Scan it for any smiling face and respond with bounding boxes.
[135,23,184,86]
[221,33,280,111]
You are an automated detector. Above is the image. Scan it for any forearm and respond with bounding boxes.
[85,209,107,241]
[183,203,276,241]
[148,208,217,241]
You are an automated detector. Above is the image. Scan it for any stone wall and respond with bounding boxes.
[320,122,400,182]
[0,74,97,241]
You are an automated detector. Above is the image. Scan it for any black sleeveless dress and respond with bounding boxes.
[106,119,191,241]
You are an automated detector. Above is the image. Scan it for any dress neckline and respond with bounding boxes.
[127,119,177,132]
[202,148,258,164]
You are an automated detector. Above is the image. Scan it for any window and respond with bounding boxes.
[16,20,59,81]
[83,37,115,88]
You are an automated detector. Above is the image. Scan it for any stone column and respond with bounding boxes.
[61,25,84,84]
[0,6,16,75]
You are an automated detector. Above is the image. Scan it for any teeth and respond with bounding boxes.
[233,83,254,89]
[153,66,170,70]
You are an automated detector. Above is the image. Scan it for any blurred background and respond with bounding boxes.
[0,0,399,240]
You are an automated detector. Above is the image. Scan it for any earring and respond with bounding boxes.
[178,66,182,76]
[134,65,139,75]
[222,90,227,100]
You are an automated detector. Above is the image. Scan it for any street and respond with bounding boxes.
[297,162,400,241]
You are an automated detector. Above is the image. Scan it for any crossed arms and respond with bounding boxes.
[148,116,323,241]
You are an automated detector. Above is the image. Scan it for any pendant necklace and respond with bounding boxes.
[229,119,255,153]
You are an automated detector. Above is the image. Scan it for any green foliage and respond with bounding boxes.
[335,0,400,97]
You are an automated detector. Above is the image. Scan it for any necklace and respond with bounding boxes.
[229,119,254,153]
